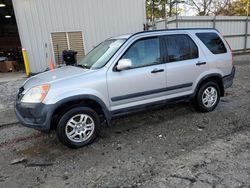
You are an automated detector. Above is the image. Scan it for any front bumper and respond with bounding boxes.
[15,101,53,132]
[223,66,236,89]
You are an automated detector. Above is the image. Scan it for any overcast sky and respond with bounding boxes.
[179,3,197,16]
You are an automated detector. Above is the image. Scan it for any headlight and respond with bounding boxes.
[21,84,50,103]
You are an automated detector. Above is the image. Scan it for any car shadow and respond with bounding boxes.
[16,101,198,161]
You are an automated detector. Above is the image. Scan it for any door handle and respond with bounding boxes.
[196,61,207,66]
[151,69,164,73]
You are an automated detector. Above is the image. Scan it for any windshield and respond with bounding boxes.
[78,39,126,69]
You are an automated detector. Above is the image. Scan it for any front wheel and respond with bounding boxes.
[56,107,100,148]
[196,81,220,112]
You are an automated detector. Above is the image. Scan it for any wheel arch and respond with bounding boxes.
[193,73,225,98]
[50,95,111,130]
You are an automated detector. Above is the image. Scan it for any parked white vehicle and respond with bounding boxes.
[15,28,235,148]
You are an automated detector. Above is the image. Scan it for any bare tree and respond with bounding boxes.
[186,0,231,16]
[211,0,232,15]
[186,0,213,15]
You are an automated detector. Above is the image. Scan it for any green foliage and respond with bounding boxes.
[146,0,166,21]
[146,0,183,22]
[146,0,250,21]
[216,0,250,16]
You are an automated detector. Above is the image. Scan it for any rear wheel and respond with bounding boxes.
[56,107,100,148]
[196,81,220,112]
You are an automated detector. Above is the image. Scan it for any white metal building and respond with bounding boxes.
[12,0,146,73]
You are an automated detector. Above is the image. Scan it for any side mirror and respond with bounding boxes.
[116,59,132,71]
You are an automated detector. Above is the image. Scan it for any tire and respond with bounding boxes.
[56,106,100,148]
[195,81,220,112]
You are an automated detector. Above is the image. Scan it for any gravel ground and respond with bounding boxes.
[0,78,24,111]
[0,75,25,125]
[0,61,249,188]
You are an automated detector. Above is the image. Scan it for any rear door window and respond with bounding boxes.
[160,34,199,63]
[196,32,227,54]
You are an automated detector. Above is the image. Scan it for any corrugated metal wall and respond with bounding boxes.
[12,0,146,73]
[155,16,249,52]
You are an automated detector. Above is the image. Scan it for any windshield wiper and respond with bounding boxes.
[76,64,89,69]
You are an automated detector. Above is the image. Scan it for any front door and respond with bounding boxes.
[107,37,167,112]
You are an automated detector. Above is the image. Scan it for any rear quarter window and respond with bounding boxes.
[196,32,227,54]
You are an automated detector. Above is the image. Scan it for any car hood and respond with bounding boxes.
[23,66,88,89]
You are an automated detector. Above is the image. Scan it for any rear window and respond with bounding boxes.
[196,32,227,54]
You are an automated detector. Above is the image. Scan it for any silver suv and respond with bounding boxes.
[15,28,235,148]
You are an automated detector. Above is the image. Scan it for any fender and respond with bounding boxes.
[192,73,223,98]
[51,94,111,124]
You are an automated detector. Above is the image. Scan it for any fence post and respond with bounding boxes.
[165,0,167,29]
[244,16,248,52]
[213,16,216,28]
[176,16,178,28]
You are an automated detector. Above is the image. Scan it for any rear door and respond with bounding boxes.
[161,33,207,96]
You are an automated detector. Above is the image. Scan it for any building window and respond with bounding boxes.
[51,31,85,65]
